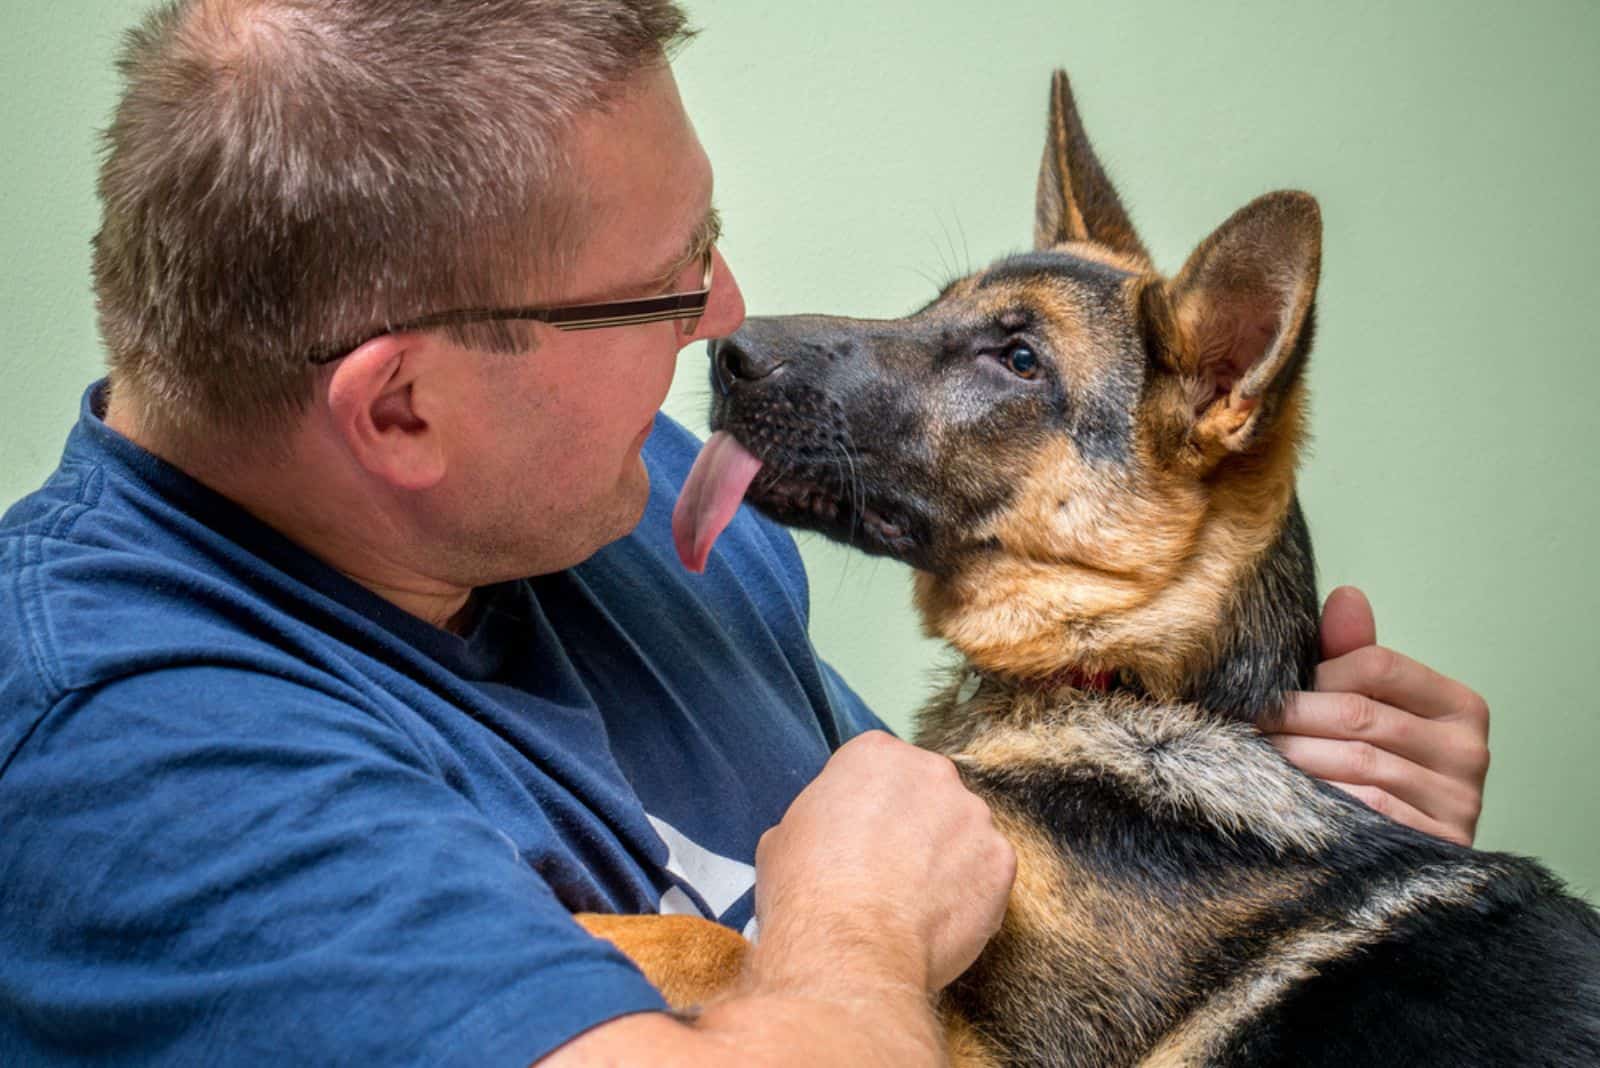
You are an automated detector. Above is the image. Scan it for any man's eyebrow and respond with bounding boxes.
[646,204,722,291]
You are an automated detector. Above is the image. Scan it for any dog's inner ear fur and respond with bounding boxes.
[1034,70,1150,265]
[1151,191,1322,457]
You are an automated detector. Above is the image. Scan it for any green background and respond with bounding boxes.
[3,2,1596,898]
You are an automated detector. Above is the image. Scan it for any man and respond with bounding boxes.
[0,0,1490,1063]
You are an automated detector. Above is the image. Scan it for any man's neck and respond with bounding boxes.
[103,389,478,634]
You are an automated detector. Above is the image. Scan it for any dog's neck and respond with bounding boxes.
[947,496,1321,725]
[960,665,1137,709]
[1177,496,1322,722]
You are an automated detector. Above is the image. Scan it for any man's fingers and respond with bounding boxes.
[1299,589,1488,849]
[1313,644,1490,729]
[1271,691,1491,782]
[1321,780,1471,847]
[1319,585,1377,662]
[1268,734,1482,835]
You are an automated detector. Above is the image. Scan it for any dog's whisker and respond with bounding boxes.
[836,437,866,549]
[936,214,954,282]
[823,442,860,552]
[927,230,957,288]
[905,264,948,294]
[953,210,973,276]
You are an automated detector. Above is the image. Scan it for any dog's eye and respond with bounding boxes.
[1000,344,1040,379]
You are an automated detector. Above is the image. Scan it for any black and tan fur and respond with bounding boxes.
[581,72,1600,1065]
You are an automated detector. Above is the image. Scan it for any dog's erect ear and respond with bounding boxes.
[1155,191,1322,453]
[1034,70,1149,263]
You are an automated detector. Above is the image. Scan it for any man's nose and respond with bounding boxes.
[690,248,745,343]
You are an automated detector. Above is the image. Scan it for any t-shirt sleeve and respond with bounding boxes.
[0,665,667,1066]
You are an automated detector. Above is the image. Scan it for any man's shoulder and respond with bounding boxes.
[0,411,409,769]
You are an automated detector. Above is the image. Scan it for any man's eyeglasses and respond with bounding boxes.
[307,247,715,365]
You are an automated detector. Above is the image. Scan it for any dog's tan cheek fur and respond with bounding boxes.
[912,431,1204,682]
[916,379,1305,693]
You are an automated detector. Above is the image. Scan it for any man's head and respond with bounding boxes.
[94,0,746,595]
[96,0,696,443]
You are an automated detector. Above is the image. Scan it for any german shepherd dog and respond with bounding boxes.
[581,72,1600,1065]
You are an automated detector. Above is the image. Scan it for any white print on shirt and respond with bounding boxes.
[647,814,760,940]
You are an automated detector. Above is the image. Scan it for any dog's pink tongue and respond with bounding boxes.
[673,431,764,573]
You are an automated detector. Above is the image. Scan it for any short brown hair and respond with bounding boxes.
[94,0,693,448]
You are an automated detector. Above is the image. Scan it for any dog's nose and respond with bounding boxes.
[708,336,784,397]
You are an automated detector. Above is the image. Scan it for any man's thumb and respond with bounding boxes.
[1320,585,1378,661]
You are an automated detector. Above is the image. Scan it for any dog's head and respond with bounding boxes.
[683,72,1322,699]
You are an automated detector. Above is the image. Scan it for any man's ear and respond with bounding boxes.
[324,335,448,491]
[1034,69,1149,264]
[1152,190,1322,454]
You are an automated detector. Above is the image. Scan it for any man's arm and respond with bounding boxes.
[541,953,942,1067]
[1269,585,1492,845]
[542,731,1016,1066]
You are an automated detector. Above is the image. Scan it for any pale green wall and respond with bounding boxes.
[3,2,1596,898]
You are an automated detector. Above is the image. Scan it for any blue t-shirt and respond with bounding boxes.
[0,383,885,1066]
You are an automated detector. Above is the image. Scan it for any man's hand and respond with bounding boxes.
[548,734,1014,1066]
[547,733,1016,1067]
[1266,586,1491,846]
[753,730,1017,993]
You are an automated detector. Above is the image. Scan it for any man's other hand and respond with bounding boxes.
[1267,585,1491,846]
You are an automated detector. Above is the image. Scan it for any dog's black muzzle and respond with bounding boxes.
[708,334,785,397]
[700,316,940,568]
